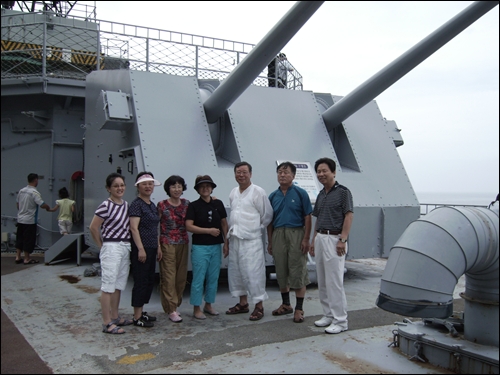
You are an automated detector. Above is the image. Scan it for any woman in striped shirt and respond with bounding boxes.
[90,173,132,334]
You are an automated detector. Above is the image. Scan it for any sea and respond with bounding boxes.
[416,191,497,206]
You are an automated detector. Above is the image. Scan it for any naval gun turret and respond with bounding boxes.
[1,2,498,371]
[203,1,323,123]
[372,4,499,372]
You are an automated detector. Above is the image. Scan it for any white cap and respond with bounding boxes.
[135,174,161,186]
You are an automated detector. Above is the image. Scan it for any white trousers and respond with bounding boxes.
[228,237,269,305]
[57,219,73,234]
[315,233,348,327]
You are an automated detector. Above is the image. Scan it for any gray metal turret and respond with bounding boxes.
[203,1,324,123]
[1,1,498,372]
[322,0,499,130]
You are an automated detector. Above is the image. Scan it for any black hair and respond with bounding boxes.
[105,172,125,188]
[277,161,296,175]
[27,173,38,183]
[58,187,69,199]
[234,161,252,173]
[314,157,336,173]
[163,175,187,196]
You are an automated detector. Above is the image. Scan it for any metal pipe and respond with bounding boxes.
[203,1,324,123]
[42,13,47,90]
[376,206,499,346]
[322,1,498,131]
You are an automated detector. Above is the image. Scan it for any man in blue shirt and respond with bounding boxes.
[267,162,312,323]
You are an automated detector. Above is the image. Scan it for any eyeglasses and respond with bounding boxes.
[235,171,249,176]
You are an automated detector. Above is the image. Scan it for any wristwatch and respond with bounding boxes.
[339,237,347,243]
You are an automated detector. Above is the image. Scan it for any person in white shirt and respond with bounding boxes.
[15,173,50,264]
[277,53,293,89]
[226,162,273,321]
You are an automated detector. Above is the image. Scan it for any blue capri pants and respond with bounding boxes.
[190,244,222,306]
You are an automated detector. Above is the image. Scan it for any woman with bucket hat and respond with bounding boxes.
[185,175,229,320]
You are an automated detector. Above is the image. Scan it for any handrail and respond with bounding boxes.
[1,9,303,89]
[420,203,488,216]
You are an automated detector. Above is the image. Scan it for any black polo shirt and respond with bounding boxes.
[313,181,353,232]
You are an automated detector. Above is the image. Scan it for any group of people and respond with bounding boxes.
[266,159,353,334]
[16,157,354,336]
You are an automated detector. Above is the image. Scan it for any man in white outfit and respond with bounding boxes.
[310,157,353,334]
[226,162,273,321]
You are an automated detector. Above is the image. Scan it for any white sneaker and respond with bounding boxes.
[325,323,348,334]
[314,316,333,327]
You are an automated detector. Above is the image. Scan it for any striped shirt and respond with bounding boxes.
[94,199,131,242]
[313,181,353,232]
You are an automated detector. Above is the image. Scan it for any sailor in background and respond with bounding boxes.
[277,53,293,89]
[267,52,293,88]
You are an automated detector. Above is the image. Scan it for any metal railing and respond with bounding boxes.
[1,8,303,89]
[420,203,488,216]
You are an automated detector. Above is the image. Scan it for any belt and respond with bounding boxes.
[317,229,341,235]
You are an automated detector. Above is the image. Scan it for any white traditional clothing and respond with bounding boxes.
[228,183,273,304]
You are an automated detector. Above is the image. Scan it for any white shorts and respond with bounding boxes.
[57,220,73,234]
[99,241,131,293]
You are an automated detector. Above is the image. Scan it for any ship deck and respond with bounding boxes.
[1,253,461,374]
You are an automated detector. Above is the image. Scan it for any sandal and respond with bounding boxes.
[23,259,39,265]
[226,303,250,315]
[102,322,125,334]
[203,308,220,316]
[272,304,293,316]
[249,307,264,321]
[293,309,305,323]
[112,316,133,326]
[15,259,23,264]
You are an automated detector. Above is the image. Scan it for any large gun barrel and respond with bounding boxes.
[203,1,324,123]
[322,1,498,131]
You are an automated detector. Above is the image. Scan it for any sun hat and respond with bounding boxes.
[135,174,161,186]
[194,175,217,191]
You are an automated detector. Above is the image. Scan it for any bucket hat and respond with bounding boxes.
[194,175,217,191]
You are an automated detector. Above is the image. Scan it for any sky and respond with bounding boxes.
[75,2,498,197]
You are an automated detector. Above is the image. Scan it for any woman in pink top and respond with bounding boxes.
[157,175,190,323]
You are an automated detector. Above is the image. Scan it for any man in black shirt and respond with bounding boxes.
[310,158,353,334]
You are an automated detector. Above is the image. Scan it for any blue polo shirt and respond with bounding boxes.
[268,184,312,228]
